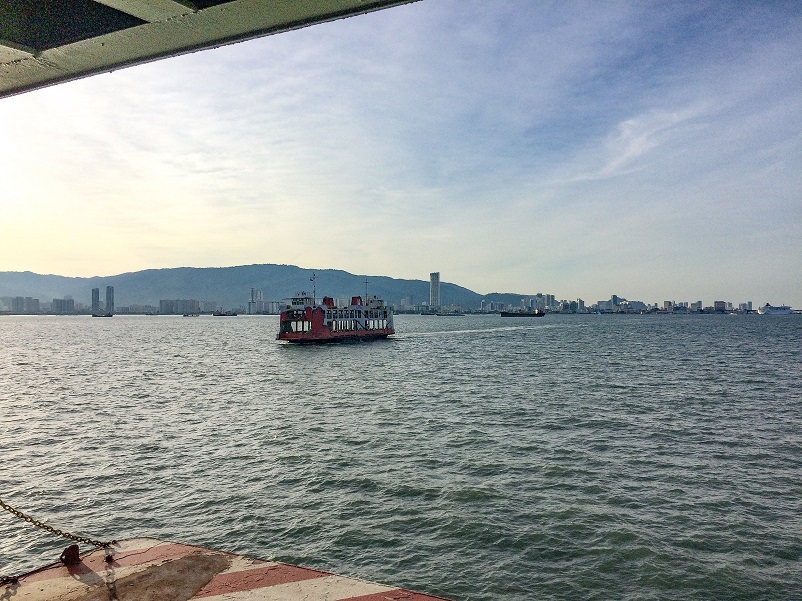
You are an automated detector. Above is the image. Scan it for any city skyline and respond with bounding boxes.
[2,2,800,308]
[0,268,787,315]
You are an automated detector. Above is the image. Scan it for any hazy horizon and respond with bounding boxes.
[2,1,800,307]
[0,263,793,308]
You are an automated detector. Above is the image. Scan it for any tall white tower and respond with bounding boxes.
[429,272,440,308]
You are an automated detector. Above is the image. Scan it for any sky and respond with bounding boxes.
[1,0,800,307]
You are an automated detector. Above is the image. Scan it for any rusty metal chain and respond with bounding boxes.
[1,497,117,585]
[0,498,115,548]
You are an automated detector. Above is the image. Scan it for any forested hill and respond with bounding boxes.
[0,265,486,310]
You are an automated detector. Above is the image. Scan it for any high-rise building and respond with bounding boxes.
[429,272,440,308]
[91,288,100,314]
[52,298,75,314]
[105,286,115,314]
[247,288,264,314]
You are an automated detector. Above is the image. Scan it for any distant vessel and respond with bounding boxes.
[757,303,793,315]
[277,293,394,343]
[500,310,545,317]
[212,310,237,316]
[91,313,113,318]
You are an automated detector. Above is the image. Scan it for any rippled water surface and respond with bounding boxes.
[1,314,800,599]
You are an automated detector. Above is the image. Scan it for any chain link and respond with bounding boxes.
[1,497,116,585]
[0,498,114,548]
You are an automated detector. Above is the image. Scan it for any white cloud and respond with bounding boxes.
[1,0,800,307]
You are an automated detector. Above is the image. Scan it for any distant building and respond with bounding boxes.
[105,286,114,314]
[91,288,100,314]
[159,299,200,314]
[597,300,613,312]
[176,299,200,314]
[429,272,440,308]
[52,298,75,314]
[24,297,39,313]
[713,300,726,313]
[247,288,264,314]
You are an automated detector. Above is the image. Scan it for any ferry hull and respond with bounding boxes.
[278,328,394,343]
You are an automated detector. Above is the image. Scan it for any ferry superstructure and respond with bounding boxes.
[277,293,394,343]
[757,303,793,315]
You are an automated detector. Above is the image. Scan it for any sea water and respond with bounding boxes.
[1,313,800,600]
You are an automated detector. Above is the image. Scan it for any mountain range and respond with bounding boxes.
[0,265,531,310]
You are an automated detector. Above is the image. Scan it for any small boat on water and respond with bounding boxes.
[277,293,394,343]
[499,310,545,317]
[757,303,793,315]
[212,310,237,316]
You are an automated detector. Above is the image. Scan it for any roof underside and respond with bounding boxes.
[0,0,417,99]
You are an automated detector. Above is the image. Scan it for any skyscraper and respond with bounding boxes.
[429,272,440,308]
[105,286,114,315]
[91,288,100,314]
[247,288,264,314]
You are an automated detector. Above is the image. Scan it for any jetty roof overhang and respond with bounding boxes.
[0,0,417,99]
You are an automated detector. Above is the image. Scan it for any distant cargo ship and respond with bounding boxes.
[277,293,394,343]
[757,303,793,315]
[500,310,545,317]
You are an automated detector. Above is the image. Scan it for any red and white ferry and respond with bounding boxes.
[277,292,395,343]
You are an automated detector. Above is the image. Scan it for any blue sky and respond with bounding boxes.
[2,0,800,307]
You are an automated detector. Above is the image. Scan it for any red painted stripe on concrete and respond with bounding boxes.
[19,542,199,584]
[346,590,456,601]
[94,542,200,570]
[18,561,94,583]
[193,562,328,597]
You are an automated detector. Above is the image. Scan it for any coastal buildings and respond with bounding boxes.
[0,275,785,316]
[51,298,75,314]
[159,299,201,315]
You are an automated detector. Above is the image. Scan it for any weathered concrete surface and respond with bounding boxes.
[3,538,454,601]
